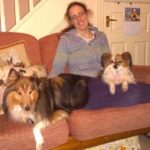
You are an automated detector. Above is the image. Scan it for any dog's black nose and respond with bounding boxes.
[25,106,30,111]
[113,64,118,69]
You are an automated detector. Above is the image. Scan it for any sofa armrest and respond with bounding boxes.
[0,32,41,65]
[131,65,150,84]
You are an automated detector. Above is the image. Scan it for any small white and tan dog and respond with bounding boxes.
[101,52,136,94]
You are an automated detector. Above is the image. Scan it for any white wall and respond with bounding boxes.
[10,0,99,39]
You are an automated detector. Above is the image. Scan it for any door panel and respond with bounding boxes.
[102,1,150,65]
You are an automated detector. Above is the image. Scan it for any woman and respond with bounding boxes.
[48,1,110,78]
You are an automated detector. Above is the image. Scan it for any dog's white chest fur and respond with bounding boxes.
[103,65,135,84]
[102,64,136,94]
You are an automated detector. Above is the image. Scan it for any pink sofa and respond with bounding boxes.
[0,32,150,150]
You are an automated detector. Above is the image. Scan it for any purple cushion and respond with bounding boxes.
[84,78,150,109]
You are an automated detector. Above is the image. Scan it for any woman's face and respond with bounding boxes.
[69,5,89,32]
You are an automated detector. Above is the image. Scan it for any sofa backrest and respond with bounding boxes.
[0,32,41,65]
[39,33,60,73]
[1,32,149,84]
[131,65,150,84]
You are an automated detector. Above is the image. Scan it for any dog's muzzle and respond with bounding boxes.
[113,64,119,69]
[25,105,31,111]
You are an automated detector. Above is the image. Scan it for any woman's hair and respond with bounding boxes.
[65,1,90,23]
[62,1,92,34]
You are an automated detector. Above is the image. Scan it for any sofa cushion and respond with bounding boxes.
[0,32,41,65]
[69,103,150,141]
[0,41,31,66]
[0,115,69,150]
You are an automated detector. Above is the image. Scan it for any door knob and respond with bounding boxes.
[106,16,117,27]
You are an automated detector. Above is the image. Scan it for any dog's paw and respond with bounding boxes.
[34,131,44,150]
[122,86,128,92]
[122,82,128,92]
[36,143,44,150]
[110,84,115,94]
[33,121,47,150]
[51,110,69,124]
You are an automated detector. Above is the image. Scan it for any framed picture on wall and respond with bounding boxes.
[104,0,150,3]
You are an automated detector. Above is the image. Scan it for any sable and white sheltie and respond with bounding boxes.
[2,69,89,150]
[101,52,136,94]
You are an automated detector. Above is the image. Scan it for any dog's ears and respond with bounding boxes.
[122,52,132,66]
[6,69,20,86]
[8,68,19,80]
[101,53,111,68]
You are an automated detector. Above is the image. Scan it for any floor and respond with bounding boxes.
[139,135,150,150]
[85,135,150,150]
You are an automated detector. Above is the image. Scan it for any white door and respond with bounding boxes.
[100,1,150,65]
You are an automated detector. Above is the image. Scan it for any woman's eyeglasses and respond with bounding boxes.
[70,11,86,21]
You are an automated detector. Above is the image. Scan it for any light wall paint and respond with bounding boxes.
[10,0,99,39]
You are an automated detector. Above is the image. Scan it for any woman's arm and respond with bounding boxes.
[48,37,69,78]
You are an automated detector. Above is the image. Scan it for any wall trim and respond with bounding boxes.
[10,0,48,32]
[0,0,6,31]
